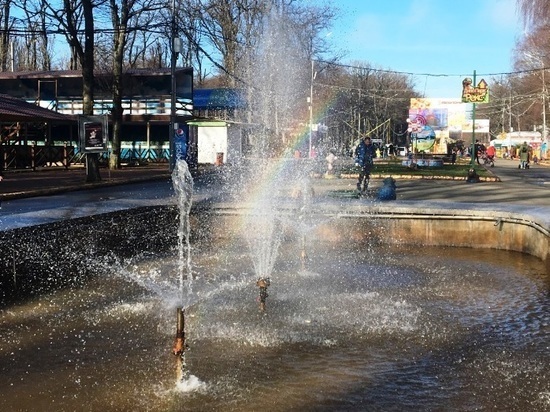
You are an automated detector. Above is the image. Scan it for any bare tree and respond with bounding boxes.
[197,0,248,86]
[108,0,164,169]
[191,0,339,152]
[4,0,54,72]
[42,0,100,180]
[125,14,164,69]
[109,0,134,169]
[517,0,550,28]
[0,0,14,71]
[510,12,550,137]
[173,0,209,83]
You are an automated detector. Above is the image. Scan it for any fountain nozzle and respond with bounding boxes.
[173,307,186,356]
[256,277,271,312]
[300,248,308,270]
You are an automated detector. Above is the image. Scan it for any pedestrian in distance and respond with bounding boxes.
[474,140,483,165]
[451,146,458,165]
[325,149,337,176]
[0,161,3,209]
[355,135,375,194]
[518,141,530,169]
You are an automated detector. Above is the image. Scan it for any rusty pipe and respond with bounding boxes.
[173,307,185,356]
[256,278,270,312]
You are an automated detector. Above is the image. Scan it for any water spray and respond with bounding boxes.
[300,235,308,270]
[173,307,189,380]
[256,277,271,312]
[171,160,194,381]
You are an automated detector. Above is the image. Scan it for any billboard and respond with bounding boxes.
[409,98,490,146]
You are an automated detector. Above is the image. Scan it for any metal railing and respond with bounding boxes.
[1,144,171,171]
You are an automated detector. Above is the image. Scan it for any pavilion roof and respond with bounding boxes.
[0,94,74,122]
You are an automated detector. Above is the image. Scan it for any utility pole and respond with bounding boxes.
[543,69,547,142]
[169,0,182,171]
[169,0,177,171]
[309,59,314,158]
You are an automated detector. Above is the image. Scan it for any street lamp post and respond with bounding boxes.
[470,71,477,167]
[461,70,489,167]
[169,0,182,171]
[309,59,314,158]
[169,0,176,171]
[542,69,547,159]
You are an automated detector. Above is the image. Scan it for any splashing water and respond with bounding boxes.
[242,163,285,283]
[171,160,194,306]
[245,210,282,281]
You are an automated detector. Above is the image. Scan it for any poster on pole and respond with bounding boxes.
[79,115,108,153]
[174,125,188,162]
[461,78,489,104]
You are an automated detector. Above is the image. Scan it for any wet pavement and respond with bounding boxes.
[0,164,173,201]
[0,158,548,265]
[1,159,549,206]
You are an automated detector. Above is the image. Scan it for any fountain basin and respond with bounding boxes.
[0,200,548,411]
[0,199,549,304]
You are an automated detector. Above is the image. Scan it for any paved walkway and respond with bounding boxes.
[1,160,549,206]
[0,164,172,200]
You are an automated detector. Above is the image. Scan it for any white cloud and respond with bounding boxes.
[477,0,519,30]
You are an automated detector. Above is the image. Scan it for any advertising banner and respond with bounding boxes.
[461,77,489,104]
[174,124,188,162]
[79,115,108,153]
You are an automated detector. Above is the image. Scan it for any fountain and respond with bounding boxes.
[0,3,548,411]
[171,159,194,381]
[1,215,547,410]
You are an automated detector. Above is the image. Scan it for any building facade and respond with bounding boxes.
[0,68,194,168]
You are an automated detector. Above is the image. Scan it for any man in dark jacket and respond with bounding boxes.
[355,136,376,194]
[0,160,3,209]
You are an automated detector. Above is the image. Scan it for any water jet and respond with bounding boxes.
[0,2,548,408]
[300,239,308,270]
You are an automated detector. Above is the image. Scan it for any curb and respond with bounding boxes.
[337,173,500,182]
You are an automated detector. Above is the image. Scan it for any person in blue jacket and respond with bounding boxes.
[355,135,376,193]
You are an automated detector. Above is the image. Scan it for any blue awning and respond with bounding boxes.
[193,89,245,110]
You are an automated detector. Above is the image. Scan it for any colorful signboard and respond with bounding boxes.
[408,98,491,152]
[461,78,489,103]
[411,125,436,151]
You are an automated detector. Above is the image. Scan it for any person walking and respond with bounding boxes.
[355,136,375,194]
[0,159,4,209]
[518,141,530,169]
[474,140,482,165]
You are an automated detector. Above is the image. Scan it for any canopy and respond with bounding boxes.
[0,94,73,122]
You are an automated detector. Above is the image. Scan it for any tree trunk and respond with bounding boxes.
[82,0,101,182]
[110,25,126,170]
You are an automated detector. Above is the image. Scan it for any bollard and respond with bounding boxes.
[31,142,36,171]
[215,152,224,166]
[63,142,69,170]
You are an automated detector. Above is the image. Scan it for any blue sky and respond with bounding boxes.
[325,0,522,98]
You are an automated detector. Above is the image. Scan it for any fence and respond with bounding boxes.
[1,144,171,171]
